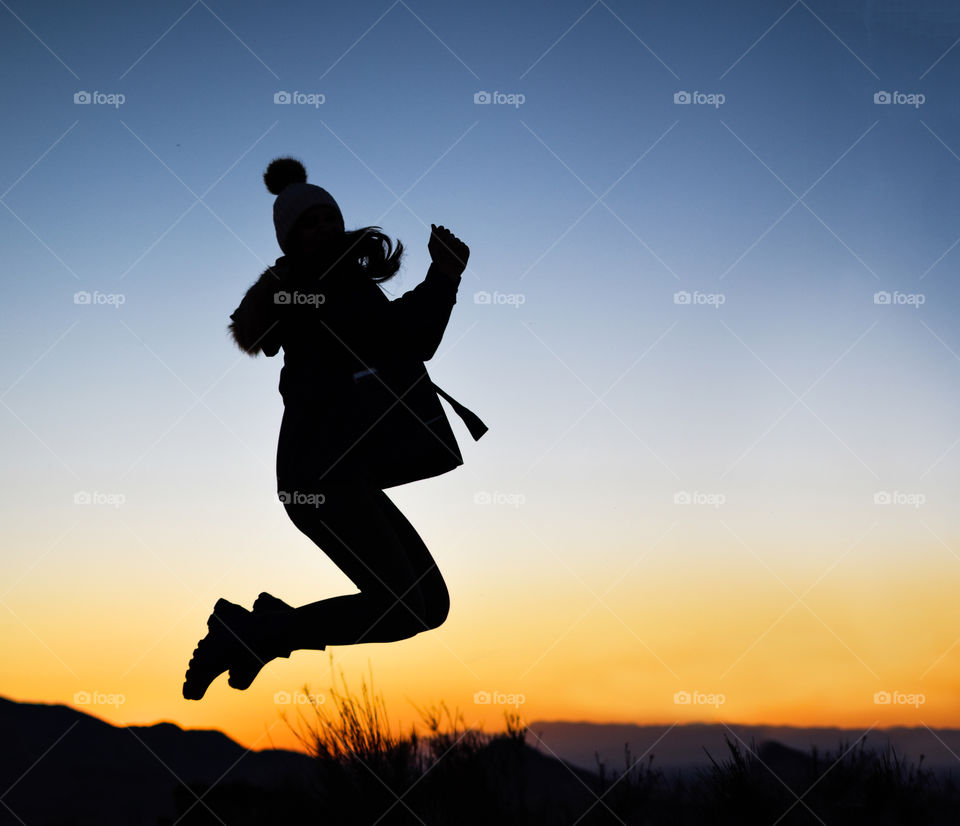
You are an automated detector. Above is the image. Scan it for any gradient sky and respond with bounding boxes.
[3,0,960,755]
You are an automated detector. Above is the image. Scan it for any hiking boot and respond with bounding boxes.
[182,598,252,701]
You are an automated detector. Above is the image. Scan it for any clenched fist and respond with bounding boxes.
[429,224,469,279]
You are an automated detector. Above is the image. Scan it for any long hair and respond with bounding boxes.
[309,225,404,284]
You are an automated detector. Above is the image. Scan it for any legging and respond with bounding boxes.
[278,478,450,650]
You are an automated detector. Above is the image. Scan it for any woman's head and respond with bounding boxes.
[289,203,345,259]
[264,156,343,255]
[264,155,402,283]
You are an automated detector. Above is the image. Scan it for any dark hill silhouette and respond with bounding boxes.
[4,696,958,824]
[0,696,315,825]
[0,696,600,825]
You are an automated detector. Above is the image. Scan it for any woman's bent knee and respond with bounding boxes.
[420,579,450,631]
[372,585,448,635]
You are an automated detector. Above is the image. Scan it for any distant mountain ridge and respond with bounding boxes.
[527,719,960,778]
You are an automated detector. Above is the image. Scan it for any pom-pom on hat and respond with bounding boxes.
[264,157,342,254]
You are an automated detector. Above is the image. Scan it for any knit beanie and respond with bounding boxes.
[263,157,343,254]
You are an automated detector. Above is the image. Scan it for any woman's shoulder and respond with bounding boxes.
[255,256,292,286]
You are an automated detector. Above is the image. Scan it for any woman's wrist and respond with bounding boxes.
[430,262,463,283]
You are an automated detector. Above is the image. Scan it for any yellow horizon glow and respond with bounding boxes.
[4,542,959,754]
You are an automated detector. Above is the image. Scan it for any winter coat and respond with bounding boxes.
[228,254,461,492]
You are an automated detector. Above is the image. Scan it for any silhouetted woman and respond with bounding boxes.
[183,157,470,700]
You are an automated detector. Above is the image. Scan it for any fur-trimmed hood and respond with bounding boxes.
[227,259,290,358]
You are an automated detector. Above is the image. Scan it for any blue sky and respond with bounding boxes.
[3,0,960,745]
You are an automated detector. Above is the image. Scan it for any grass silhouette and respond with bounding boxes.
[279,653,535,825]
[166,656,960,824]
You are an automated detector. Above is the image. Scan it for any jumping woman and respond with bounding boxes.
[182,157,471,701]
